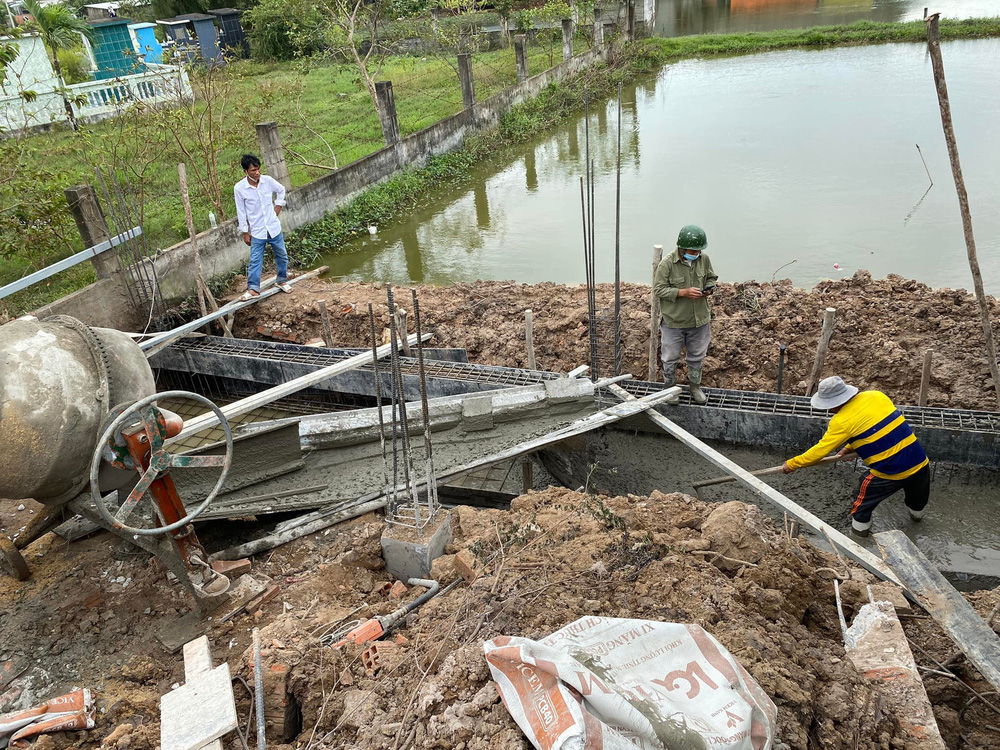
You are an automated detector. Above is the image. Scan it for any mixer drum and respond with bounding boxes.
[0,315,156,505]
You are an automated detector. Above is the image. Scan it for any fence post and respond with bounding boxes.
[375,81,401,148]
[64,184,119,279]
[648,244,663,380]
[593,8,604,46]
[514,34,529,83]
[457,52,476,111]
[627,0,635,41]
[561,18,574,61]
[918,349,933,406]
[254,122,291,192]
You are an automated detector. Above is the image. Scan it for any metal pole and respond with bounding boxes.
[252,628,266,750]
[924,14,1000,409]
[613,82,622,376]
[368,303,393,507]
[524,309,536,370]
[386,285,421,533]
[411,290,438,515]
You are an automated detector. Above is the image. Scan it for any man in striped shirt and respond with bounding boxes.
[782,376,930,536]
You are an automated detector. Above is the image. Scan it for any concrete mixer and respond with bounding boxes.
[0,315,233,610]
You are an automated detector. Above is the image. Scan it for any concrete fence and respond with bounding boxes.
[36,43,611,329]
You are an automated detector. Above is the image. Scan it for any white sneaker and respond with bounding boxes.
[908,508,925,521]
[851,518,872,537]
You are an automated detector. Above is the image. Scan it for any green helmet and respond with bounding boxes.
[677,224,707,251]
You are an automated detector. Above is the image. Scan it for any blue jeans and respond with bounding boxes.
[247,231,288,292]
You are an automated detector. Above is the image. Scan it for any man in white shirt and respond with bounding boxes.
[234,154,292,298]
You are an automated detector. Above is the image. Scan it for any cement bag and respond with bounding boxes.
[484,617,776,750]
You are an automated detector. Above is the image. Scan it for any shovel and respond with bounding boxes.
[692,452,858,497]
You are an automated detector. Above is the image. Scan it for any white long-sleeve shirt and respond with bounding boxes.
[234,175,286,239]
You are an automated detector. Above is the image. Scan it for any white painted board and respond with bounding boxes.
[160,663,238,750]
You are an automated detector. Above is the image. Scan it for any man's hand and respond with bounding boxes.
[678,287,704,299]
[243,232,251,246]
[836,447,852,458]
[274,205,282,216]
[781,461,795,475]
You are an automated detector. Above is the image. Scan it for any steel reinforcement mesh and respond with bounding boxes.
[162,338,1000,435]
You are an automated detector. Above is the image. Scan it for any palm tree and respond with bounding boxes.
[23,0,94,131]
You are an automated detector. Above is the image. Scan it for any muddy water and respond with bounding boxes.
[323,39,1000,291]
[654,0,993,38]
[578,429,1000,587]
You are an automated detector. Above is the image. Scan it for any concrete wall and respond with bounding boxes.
[37,45,611,325]
[0,35,65,131]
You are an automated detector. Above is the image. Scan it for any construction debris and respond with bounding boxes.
[0,689,95,749]
[841,598,946,748]
[875,530,1000,693]
[159,637,237,750]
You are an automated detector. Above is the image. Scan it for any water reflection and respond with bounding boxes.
[652,0,975,36]
[321,40,1000,291]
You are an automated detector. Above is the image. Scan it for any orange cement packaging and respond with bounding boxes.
[484,617,776,750]
[0,689,95,749]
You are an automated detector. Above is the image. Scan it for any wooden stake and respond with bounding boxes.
[396,308,411,356]
[919,349,933,407]
[200,284,233,338]
[648,244,664,380]
[805,307,836,396]
[925,15,1000,409]
[522,457,533,493]
[318,300,334,347]
[524,309,536,370]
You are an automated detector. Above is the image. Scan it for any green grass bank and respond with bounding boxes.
[4,17,1000,315]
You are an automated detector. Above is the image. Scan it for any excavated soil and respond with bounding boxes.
[231,271,1000,411]
[3,489,1000,749]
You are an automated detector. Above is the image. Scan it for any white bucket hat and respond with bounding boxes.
[811,376,859,410]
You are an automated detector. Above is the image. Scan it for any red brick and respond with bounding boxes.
[212,558,251,577]
[454,549,483,582]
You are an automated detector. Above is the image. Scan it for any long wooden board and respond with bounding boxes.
[166,331,431,445]
[605,383,903,587]
[875,529,1000,693]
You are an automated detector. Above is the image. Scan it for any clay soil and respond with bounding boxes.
[4,489,998,750]
[231,271,1000,411]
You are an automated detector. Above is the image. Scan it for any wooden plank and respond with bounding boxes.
[874,529,1000,693]
[166,331,431,446]
[0,227,141,300]
[606,383,903,586]
[139,265,328,356]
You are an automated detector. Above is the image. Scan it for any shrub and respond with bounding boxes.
[56,45,91,84]
[243,0,327,60]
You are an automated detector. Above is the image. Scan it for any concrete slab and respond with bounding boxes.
[381,511,453,581]
[160,663,238,750]
[544,377,593,403]
[461,394,494,432]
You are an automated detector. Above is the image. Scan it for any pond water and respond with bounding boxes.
[654,0,996,37]
[322,38,1000,291]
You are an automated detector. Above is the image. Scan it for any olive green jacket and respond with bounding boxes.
[653,250,718,329]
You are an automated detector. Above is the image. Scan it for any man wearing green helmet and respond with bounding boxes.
[653,224,718,405]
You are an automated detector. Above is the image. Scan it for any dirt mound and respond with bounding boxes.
[231,487,1000,749]
[232,271,1000,411]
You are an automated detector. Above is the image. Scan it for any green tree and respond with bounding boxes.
[22,0,93,131]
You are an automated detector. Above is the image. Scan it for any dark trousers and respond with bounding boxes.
[850,465,930,524]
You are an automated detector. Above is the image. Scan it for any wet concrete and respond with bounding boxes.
[541,427,1000,587]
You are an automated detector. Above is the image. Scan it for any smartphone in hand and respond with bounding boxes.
[701,285,716,296]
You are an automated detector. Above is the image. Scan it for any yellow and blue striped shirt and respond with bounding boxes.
[787,390,928,480]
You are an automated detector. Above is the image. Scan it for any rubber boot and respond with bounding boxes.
[851,517,872,538]
[688,367,708,405]
[908,507,925,522]
[663,364,680,405]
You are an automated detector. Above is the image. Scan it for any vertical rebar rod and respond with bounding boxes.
[386,284,422,533]
[411,289,438,515]
[614,82,623,376]
[588,158,599,378]
[368,303,393,511]
[777,344,786,394]
[252,628,266,750]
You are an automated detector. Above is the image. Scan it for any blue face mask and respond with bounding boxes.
[683,252,700,262]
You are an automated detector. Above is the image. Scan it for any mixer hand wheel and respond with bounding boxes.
[89,391,234,537]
